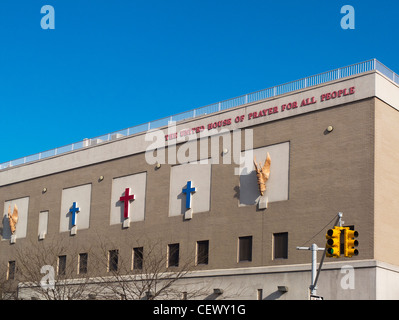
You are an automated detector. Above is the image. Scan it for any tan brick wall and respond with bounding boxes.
[374,98,399,265]
[0,98,377,276]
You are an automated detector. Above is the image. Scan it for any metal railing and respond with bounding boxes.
[1,59,397,170]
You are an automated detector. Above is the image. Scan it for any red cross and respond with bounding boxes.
[119,188,135,219]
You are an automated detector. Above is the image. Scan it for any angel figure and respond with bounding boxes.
[253,152,271,196]
[8,204,18,235]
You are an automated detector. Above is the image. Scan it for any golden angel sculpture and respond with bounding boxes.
[253,152,271,196]
[8,204,18,235]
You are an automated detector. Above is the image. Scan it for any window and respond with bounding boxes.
[7,261,15,280]
[273,232,288,259]
[78,253,88,274]
[196,240,209,265]
[58,255,66,276]
[238,236,252,262]
[108,250,119,272]
[168,243,179,267]
[133,247,143,270]
[257,289,263,300]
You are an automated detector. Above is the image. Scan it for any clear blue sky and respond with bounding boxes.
[0,0,398,163]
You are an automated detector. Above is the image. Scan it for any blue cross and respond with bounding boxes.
[182,181,197,209]
[69,202,80,227]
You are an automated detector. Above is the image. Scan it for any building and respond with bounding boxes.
[1,59,399,300]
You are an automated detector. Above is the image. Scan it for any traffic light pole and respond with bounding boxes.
[296,243,325,296]
[296,212,343,298]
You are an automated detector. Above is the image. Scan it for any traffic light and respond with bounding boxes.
[344,227,359,257]
[326,226,342,258]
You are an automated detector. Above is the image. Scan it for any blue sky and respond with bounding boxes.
[0,0,398,164]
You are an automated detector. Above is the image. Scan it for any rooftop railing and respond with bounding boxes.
[1,59,397,170]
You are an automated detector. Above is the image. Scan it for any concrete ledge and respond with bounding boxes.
[181,259,399,279]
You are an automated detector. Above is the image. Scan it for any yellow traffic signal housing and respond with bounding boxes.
[326,227,342,258]
[344,227,359,257]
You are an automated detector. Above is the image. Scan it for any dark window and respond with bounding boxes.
[58,255,66,275]
[108,250,119,272]
[79,253,88,274]
[168,243,179,267]
[239,236,252,262]
[133,247,144,270]
[257,289,263,300]
[8,261,15,280]
[197,240,209,265]
[273,232,288,259]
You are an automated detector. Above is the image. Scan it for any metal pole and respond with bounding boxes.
[312,213,343,291]
[311,246,326,294]
[311,244,317,295]
[297,212,344,298]
[296,244,324,297]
